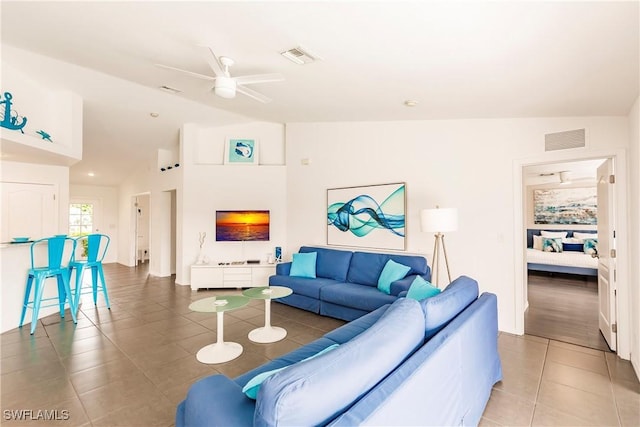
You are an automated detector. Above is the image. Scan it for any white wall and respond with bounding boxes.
[118,162,153,266]
[628,96,640,375]
[285,117,630,335]
[178,122,286,286]
[70,184,118,263]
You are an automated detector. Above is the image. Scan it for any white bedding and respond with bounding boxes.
[526,248,598,269]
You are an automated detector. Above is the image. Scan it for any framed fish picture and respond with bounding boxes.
[224,138,259,165]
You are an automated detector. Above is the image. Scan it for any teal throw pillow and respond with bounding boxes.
[542,237,562,253]
[242,344,339,399]
[583,238,598,255]
[377,259,411,295]
[406,276,441,301]
[289,252,317,278]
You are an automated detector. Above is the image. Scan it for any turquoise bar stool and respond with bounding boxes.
[70,234,111,312]
[19,236,78,334]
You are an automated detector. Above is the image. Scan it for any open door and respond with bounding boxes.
[597,158,616,351]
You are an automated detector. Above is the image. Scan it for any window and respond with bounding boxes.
[69,203,93,236]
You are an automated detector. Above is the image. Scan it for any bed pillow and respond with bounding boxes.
[542,237,562,253]
[574,231,597,240]
[541,230,568,239]
[562,242,584,252]
[583,238,598,255]
[532,235,543,250]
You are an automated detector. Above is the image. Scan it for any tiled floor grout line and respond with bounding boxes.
[529,339,549,426]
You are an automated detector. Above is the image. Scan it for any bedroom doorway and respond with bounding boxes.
[522,158,613,351]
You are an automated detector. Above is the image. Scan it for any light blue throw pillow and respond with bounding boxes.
[289,252,317,278]
[242,344,339,399]
[406,276,441,301]
[377,259,411,295]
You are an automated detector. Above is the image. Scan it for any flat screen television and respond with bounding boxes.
[215,210,270,241]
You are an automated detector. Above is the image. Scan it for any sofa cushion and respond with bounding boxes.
[242,344,339,399]
[323,304,389,344]
[347,251,428,287]
[290,252,317,278]
[300,246,353,281]
[407,276,441,300]
[420,275,479,339]
[235,337,339,387]
[254,298,424,427]
[377,259,411,294]
[321,283,397,312]
[268,275,340,299]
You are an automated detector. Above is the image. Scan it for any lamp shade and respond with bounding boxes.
[420,208,458,233]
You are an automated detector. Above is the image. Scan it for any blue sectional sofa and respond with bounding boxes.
[269,246,432,321]
[176,276,502,426]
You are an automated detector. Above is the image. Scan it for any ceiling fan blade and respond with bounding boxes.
[154,63,216,81]
[199,46,226,77]
[234,73,284,86]
[236,85,272,103]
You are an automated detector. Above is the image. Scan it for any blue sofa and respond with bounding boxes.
[176,276,502,426]
[269,246,431,321]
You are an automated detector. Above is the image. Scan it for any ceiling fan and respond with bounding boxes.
[155,47,284,103]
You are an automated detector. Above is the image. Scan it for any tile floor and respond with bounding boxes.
[1,264,638,426]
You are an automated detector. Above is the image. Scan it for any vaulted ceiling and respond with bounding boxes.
[1,1,638,186]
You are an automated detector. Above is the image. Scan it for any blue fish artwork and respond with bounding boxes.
[227,139,257,164]
[234,142,253,158]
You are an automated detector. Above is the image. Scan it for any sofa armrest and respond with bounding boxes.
[275,262,292,276]
[178,375,255,427]
[390,274,426,296]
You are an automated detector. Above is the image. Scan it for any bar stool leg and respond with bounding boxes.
[98,265,110,309]
[19,275,34,328]
[30,278,46,335]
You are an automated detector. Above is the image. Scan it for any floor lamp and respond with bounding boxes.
[420,207,458,288]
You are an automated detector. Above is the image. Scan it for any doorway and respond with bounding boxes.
[522,158,613,351]
[133,194,150,266]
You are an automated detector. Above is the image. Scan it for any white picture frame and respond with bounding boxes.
[224,138,259,165]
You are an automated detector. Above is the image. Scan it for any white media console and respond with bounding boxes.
[190,263,276,291]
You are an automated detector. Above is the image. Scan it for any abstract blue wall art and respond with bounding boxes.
[533,187,597,225]
[327,182,406,250]
[225,138,258,164]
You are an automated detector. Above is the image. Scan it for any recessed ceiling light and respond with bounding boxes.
[88,172,95,177]
[404,100,418,107]
[150,112,159,118]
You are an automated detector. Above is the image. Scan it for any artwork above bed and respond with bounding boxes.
[533,187,597,225]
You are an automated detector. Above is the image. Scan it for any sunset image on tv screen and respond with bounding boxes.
[216,210,270,241]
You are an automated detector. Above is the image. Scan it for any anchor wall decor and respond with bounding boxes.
[0,92,28,133]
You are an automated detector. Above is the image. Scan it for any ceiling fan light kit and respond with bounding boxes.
[156,47,284,103]
[215,76,237,99]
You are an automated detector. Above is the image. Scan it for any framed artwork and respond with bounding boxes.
[224,138,258,165]
[533,187,597,225]
[327,182,406,250]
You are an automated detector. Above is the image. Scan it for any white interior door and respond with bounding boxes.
[597,158,616,351]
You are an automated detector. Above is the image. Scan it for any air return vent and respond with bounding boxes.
[544,129,586,151]
[280,46,319,65]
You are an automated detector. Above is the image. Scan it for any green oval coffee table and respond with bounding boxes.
[242,286,292,343]
[189,295,250,364]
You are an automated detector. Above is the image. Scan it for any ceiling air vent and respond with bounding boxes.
[544,128,586,152]
[280,46,319,65]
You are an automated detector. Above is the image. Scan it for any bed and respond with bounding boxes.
[526,229,598,277]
